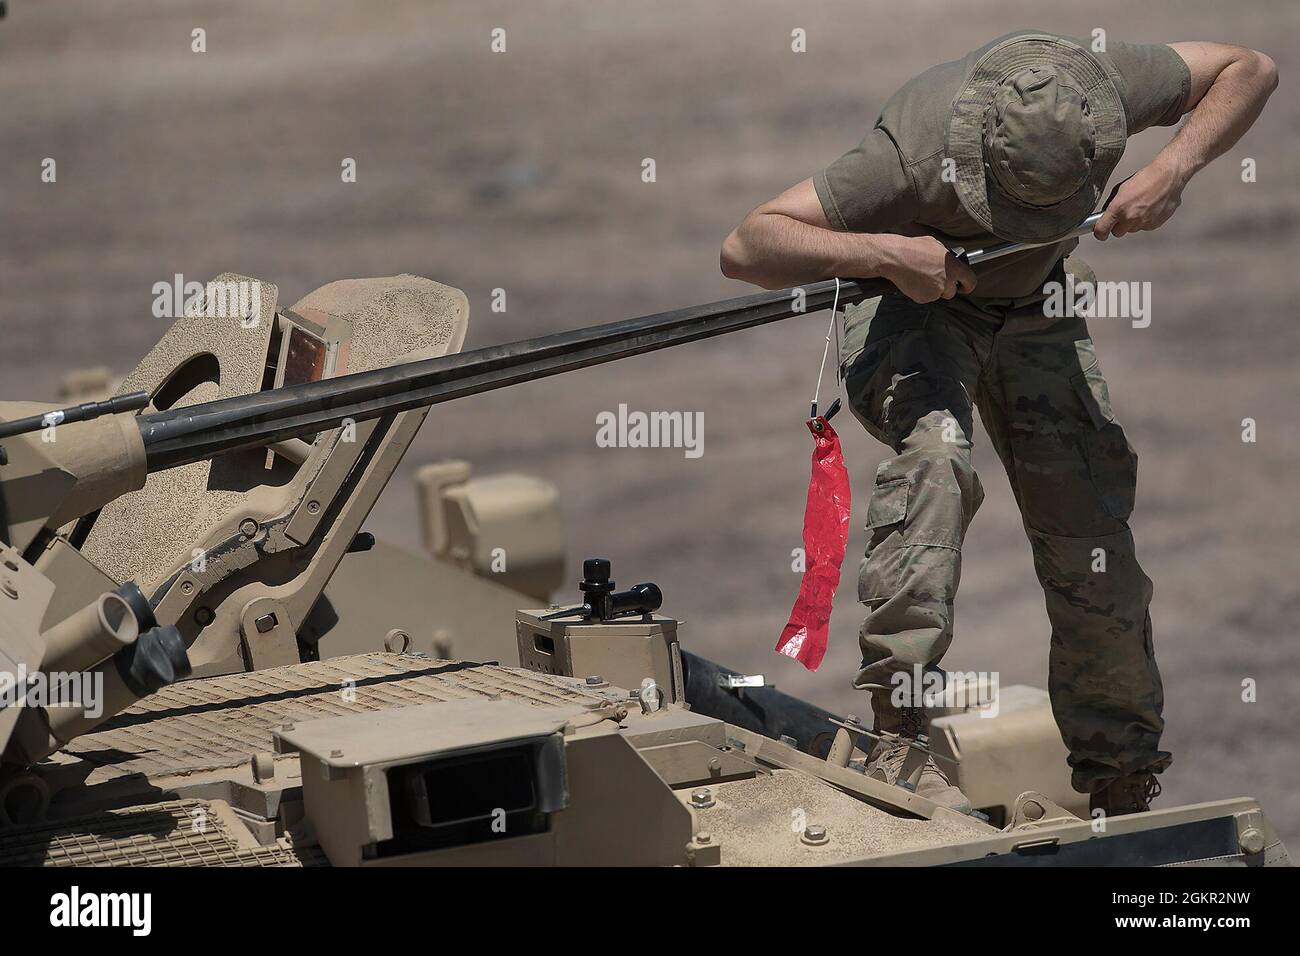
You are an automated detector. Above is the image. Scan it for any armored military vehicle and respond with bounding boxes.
[0,274,1287,866]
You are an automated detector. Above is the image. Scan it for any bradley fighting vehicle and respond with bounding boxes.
[0,273,1288,867]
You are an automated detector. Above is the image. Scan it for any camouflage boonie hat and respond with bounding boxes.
[946,34,1127,243]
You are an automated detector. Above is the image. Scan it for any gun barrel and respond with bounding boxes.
[0,392,150,441]
[136,277,891,472]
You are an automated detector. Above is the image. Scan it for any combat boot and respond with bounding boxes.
[865,694,973,814]
[1090,771,1162,817]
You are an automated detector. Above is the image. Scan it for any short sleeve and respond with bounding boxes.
[1104,42,1191,133]
[813,128,920,232]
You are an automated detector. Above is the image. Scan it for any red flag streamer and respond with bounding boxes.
[775,415,852,671]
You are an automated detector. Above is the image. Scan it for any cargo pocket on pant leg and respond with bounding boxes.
[1070,339,1138,522]
[859,475,909,606]
[868,476,909,528]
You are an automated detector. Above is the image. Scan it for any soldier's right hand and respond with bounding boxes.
[883,235,977,303]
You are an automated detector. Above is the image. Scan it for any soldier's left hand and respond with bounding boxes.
[1093,160,1186,240]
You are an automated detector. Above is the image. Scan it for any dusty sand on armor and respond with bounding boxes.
[2,1,1297,842]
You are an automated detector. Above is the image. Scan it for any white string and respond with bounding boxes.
[811,277,842,411]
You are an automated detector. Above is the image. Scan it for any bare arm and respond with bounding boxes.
[720,178,975,302]
[1095,42,1278,239]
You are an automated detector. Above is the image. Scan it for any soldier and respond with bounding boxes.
[721,33,1276,815]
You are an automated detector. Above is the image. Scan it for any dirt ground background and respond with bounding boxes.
[3,1,1297,844]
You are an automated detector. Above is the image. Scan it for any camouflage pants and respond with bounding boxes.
[842,272,1171,793]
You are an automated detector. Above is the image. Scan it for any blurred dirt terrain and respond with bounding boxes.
[1,2,1297,840]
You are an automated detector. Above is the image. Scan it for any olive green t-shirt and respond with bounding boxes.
[815,31,1190,352]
